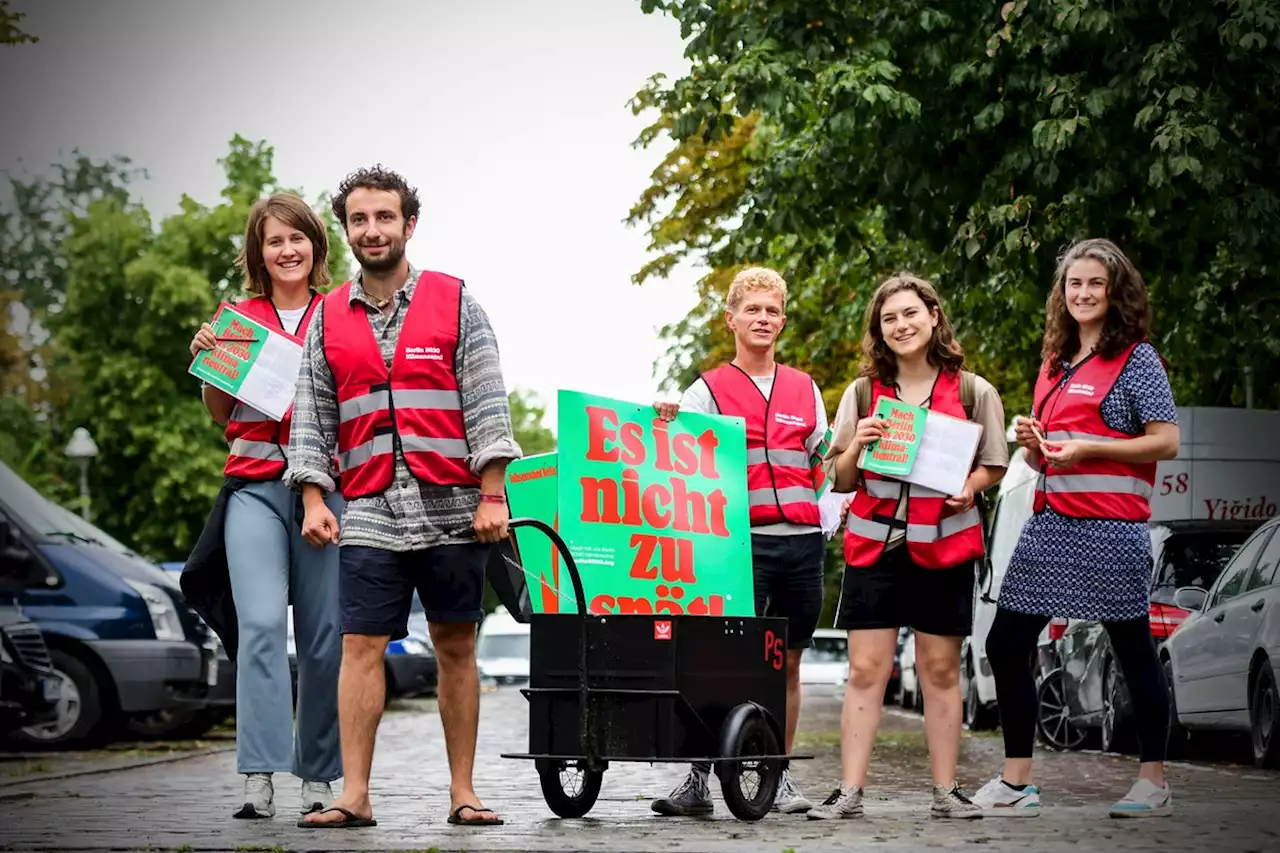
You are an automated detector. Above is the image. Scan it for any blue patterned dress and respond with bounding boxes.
[998,343,1178,622]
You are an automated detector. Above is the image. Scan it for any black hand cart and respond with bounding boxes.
[498,518,812,821]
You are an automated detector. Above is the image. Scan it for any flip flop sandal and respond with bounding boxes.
[296,806,377,829]
[448,804,504,826]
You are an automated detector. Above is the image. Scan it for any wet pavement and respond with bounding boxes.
[1,684,1277,852]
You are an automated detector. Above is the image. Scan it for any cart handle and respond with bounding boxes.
[508,517,589,615]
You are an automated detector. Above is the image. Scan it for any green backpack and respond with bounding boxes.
[853,371,977,421]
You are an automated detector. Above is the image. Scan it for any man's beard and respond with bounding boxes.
[353,241,405,273]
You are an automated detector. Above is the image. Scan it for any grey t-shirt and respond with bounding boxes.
[679,373,828,536]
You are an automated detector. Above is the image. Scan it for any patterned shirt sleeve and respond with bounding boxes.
[284,299,339,493]
[456,289,522,474]
[1119,342,1179,427]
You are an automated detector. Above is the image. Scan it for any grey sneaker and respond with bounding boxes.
[651,768,713,816]
[233,773,275,819]
[300,780,332,815]
[772,770,812,813]
[806,785,864,820]
[932,783,983,819]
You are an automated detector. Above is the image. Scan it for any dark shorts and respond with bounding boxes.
[752,532,825,649]
[339,542,488,638]
[834,545,975,637]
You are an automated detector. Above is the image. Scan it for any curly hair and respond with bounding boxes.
[858,273,965,385]
[331,164,421,228]
[726,266,788,312]
[236,193,330,296]
[1042,238,1152,376]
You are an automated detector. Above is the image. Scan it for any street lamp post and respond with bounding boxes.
[64,427,99,523]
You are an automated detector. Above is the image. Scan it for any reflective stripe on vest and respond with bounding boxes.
[843,371,986,570]
[323,272,480,499]
[1031,341,1158,522]
[222,293,319,480]
[701,363,821,528]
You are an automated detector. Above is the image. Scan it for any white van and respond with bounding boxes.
[966,407,1280,729]
[476,606,531,685]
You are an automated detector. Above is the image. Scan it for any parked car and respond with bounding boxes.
[800,628,848,685]
[476,606,530,685]
[1164,516,1280,768]
[1,517,60,737]
[0,461,217,749]
[1051,519,1258,754]
[896,630,922,712]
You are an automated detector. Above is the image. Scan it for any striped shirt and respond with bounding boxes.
[284,266,522,551]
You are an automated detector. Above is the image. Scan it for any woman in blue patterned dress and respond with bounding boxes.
[971,238,1181,819]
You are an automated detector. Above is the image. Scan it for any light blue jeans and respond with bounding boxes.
[224,479,343,782]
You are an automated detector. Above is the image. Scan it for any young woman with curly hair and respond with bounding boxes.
[971,238,1180,818]
[811,274,1009,820]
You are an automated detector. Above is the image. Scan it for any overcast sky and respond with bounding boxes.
[0,0,701,428]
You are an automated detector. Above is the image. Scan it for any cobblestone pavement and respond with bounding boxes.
[1,684,1278,852]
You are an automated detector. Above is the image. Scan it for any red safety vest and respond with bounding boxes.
[701,363,821,528]
[221,293,320,480]
[842,371,985,570]
[322,271,479,500]
[1031,340,1156,521]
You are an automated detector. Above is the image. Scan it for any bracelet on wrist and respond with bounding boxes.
[478,493,506,504]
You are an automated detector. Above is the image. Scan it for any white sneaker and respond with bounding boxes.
[806,785,864,820]
[772,769,812,814]
[233,773,275,819]
[300,780,332,815]
[1109,778,1172,818]
[971,777,1041,817]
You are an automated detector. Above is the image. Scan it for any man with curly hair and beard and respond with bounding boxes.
[289,165,521,829]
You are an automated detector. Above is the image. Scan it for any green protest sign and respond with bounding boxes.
[553,390,755,617]
[859,397,926,478]
[504,453,566,613]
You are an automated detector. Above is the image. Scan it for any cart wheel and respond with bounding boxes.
[718,712,784,821]
[537,759,603,819]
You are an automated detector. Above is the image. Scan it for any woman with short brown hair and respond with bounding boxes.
[972,238,1180,818]
[184,193,344,820]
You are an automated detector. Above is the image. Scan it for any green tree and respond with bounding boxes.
[635,0,1280,417]
[0,0,35,46]
[509,388,556,455]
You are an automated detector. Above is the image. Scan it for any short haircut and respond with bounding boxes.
[237,193,331,296]
[726,266,788,312]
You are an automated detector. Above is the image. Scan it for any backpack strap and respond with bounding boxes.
[959,370,975,421]
[854,376,871,420]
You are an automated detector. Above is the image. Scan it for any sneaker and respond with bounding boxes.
[1108,778,1172,818]
[971,777,1041,817]
[806,785,864,820]
[233,773,275,819]
[772,769,812,814]
[300,780,332,815]
[651,768,713,816]
[932,783,983,819]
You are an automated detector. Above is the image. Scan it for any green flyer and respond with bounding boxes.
[549,389,755,617]
[859,397,926,478]
[503,453,565,613]
[188,303,304,421]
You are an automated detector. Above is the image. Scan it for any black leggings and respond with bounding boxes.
[985,607,1170,763]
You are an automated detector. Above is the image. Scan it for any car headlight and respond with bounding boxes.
[400,636,430,656]
[125,580,185,641]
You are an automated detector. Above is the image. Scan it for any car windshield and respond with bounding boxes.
[478,633,529,660]
[805,636,847,663]
[1151,528,1255,602]
[0,461,133,553]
